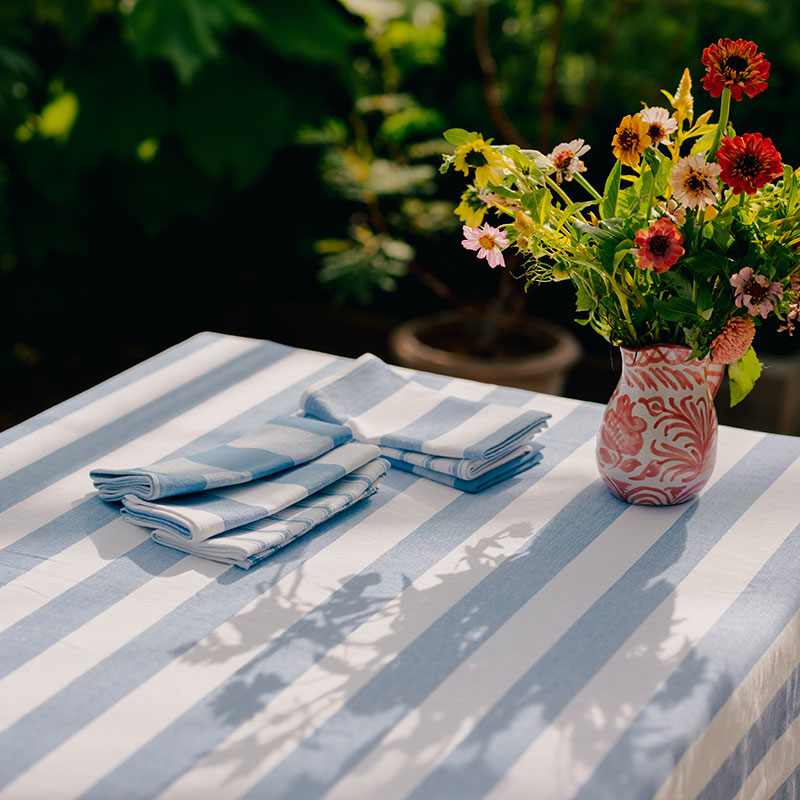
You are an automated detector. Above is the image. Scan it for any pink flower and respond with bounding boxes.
[461,223,510,268]
[632,219,684,273]
[730,267,783,318]
[711,315,756,364]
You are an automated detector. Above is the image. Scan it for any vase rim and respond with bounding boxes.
[619,343,691,354]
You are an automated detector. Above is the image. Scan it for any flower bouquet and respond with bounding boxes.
[442,39,800,504]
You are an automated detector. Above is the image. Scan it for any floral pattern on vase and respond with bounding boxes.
[596,344,725,505]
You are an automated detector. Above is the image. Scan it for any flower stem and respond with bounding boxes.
[708,87,731,162]
[573,172,603,202]
[544,175,587,221]
[643,162,658,221]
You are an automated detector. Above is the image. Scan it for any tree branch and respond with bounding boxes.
[473,0,529,148]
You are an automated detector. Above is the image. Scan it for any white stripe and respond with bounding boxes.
[0,350,335,626]
[157,434,603,800]
[486,449,800,800]
[0,555,226,732]
[432,378,496,402]
[420,403,530,455]
[654,605,800,800]
[732,712,800,800]
[0,337,258,479]
[346,383,443,442]
[0,479,453,800]
[320,427,765,800]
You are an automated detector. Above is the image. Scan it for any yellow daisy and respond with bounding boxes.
[454,187,487,227]
[453,138,505,187]
[611,114,652,168]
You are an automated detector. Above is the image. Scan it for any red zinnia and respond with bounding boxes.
[701,39,770,101]
[633,219,684,274]
[717,133,783,195]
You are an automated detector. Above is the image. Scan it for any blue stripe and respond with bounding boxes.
[382,396,485,449]
[0,472,417,792]
[0,357,348,586]
[700,640,800,798]
[0,341,295,514]
[407,435,797,800]
[0,333,219,449]
[575,522,800,800]
[0,541,184,681]
[242,483,627,800]
[772,762,800,800]
[303,358,400,421]
[76,406,602,800]
[184,445,293,475]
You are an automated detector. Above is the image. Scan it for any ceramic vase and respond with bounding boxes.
[596,344,726,505]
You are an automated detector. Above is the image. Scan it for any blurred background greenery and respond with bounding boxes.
[2,0,799,431]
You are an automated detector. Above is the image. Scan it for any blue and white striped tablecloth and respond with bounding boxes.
[1,331,799,800]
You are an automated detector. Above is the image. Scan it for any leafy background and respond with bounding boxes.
[2,0,799,432]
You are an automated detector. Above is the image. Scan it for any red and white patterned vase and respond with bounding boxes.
[596,344,726,506]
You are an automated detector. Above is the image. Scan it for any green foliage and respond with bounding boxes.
[729,347,762,407]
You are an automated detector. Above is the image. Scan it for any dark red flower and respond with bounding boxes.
[717,133,783,195]
[701,39,770,101]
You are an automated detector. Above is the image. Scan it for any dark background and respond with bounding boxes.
[2,0,800,433]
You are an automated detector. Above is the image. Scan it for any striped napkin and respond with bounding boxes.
[301,354,550,489]
[120,442,380,542]
[90,416,351,501]
[384,442,544,492]
[151,459,389,569]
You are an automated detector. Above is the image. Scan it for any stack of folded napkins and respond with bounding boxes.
[90,416,389,569]
[301,354,550,492]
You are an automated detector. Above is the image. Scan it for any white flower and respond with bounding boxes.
[547,139,590,183]
[656,198,687,227]
[670,154,721,211]
[640,107,678,146]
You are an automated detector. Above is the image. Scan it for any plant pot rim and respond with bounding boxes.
[390,309,582,381]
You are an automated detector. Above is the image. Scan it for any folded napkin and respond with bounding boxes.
[300,354,550,491]
[301,354,550,461]
[151,459,389,569]
[91,416,352,502]
[120,441,380,542]
[379,441,533,481]
[386,442,543,492]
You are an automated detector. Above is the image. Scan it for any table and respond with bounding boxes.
[2,331,800,800]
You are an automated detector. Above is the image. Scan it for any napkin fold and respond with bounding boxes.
[151,459,389,569]
[90,416,352,501]
[120,441,380,542]
[301,354,549,461]
[385,442,543,492]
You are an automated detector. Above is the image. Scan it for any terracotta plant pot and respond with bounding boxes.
[388,309,582,395]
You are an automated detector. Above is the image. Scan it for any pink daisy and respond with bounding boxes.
[461,223,510,269]
[711,315,756,364]
[632,219,684,273]
[730,267,783,318]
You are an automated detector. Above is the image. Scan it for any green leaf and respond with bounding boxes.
[728,347,762,406]
[174,58,293,186]
[601,159,621,220]
[127,0,236,83]
[653,297,699,322]
[443,128,476,146]
[574,282,595,312]
[613,239,634,268]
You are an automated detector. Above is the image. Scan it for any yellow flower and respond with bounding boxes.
[453,137,505,187]
[672,68,694,124]
[454,188,487,227]
[611,114,652,168]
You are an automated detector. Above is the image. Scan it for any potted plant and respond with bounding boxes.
[443,38,800,505]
